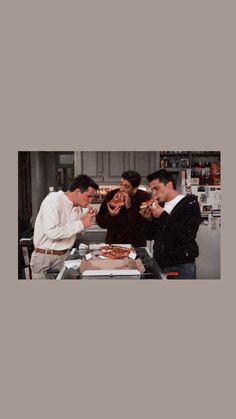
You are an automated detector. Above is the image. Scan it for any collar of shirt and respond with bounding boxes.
[62,191,74,208]
[164,194,185,214]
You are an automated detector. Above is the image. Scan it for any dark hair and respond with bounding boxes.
[147,169,177,189]
[69,174,99,192]
[121,170,141,188]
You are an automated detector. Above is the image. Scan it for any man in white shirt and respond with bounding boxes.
[140,169,201,279]
[30,174,99,279]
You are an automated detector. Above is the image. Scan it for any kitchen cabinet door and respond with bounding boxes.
[128,152,160,183]
[74,151,160,184]
[74,151,103,182]
[102,152,130,183]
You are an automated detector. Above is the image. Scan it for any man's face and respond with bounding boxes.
[149,179,171,203]
[74,187,97,207]
[119,178,136,196]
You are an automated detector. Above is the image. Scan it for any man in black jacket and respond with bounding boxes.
[96,170,150,247]
[140,169,201,279]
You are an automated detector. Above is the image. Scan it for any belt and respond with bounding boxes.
[34,248,69,256]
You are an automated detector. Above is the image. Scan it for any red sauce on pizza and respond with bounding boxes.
[100,245,131,259]
[109,192,127,208]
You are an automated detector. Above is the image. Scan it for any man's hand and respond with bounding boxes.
[123,193,131,209]
[80,212,96,228]
[107,202,122,217]
[87,205,98,216]
[139,207,153,221]
[151,204,165,218]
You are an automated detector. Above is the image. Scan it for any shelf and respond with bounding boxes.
[160,151,220,156]
[159,151,221,171]
[160,152,190,156]
[191,151,220,156]
[161,167,189,171]
[190,185,221,187]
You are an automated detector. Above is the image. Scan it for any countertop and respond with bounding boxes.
[86,223,107,232]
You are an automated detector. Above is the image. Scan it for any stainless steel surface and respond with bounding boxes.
[56,247,165,280]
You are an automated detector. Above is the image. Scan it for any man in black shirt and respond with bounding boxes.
[96,170,150,247]
[140,169,201,279]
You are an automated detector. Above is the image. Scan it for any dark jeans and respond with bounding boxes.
[162,261,196,279]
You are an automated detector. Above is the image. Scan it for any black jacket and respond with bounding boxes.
[144,194,201,267]
[96,188,151,247]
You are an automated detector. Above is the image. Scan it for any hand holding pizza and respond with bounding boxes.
[109,192,127,208]
[150,204,165,218]
[139,206,153,221]
[139,198,158,220]
[123,193,131,209]
[107,202,122,217]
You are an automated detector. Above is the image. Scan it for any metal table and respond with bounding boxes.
[56,247,166,280]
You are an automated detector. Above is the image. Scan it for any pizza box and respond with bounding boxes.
[80,257,145,277]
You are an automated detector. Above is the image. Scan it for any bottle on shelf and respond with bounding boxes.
[211,160,221,185]
[159,153,220,185]
[204,162,212,185]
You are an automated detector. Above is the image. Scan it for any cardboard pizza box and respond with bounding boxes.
[80,257,145,276]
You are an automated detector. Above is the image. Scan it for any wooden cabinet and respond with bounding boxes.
[74,151,128,183]
[128,152,159,183]
[74,150,221,187]
[74,151,103,182]
[74,151,160,184]
[102,152,130,182]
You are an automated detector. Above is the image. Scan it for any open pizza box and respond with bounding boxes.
[88,243,134,251]
[81,243,145,276]
[80,258,145,276]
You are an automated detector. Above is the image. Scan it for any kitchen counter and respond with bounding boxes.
[56,247,166,280]
[83,223,107,244]
[86,223,107,232]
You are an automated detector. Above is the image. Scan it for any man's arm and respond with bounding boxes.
[40,200,93,240]
[96,195,120,228]
[155,202,201,244]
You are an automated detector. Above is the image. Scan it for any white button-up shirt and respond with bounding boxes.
[33,191,85,250]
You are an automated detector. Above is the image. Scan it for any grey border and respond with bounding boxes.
[1,1,235,418]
